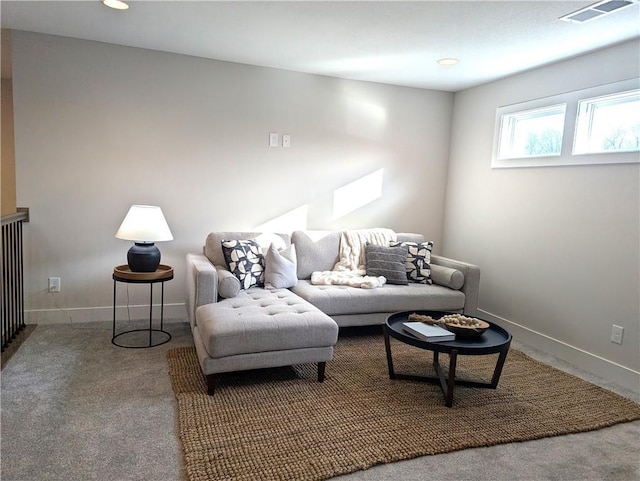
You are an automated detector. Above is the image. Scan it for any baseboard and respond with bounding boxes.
[25,303,188,325]
[479,309,640,393]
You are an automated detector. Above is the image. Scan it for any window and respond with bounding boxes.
[492,78,640,168]
[573,89,640,154]
[497,104,566,160]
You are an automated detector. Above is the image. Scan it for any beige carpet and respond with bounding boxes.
[167,333,640,481]
[1,324,36,370]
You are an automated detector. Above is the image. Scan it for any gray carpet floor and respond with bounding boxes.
[1,321,638,481]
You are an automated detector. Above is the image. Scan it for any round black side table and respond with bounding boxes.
[112,264,173,348]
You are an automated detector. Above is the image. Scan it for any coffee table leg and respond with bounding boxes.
[490,346,510,388]
[433,349,458,407]
[446,349,458,407]
[383,327,396,379]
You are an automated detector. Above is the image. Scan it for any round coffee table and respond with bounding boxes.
[384,310,512,407]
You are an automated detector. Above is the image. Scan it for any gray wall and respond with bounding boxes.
[11,30,639,389]
[11,31,453,321]
[445,40,639,386]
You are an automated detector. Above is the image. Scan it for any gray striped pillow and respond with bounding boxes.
[365,244,409,285]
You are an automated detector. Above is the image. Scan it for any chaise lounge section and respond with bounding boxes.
[193,287,338,395]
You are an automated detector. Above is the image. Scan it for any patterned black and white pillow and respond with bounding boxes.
[389,240,434,284]
[221,239,265,289]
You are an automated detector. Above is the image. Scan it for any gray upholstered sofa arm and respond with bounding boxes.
[431,254,480,316]
[185,253,219,327]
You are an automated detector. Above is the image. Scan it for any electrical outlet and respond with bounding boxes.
[48,277,61,293]
[610,324,624,345]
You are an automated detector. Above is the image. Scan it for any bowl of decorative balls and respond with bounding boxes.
[439,313,490,339]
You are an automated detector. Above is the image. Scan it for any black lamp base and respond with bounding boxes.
[127,242,161,272]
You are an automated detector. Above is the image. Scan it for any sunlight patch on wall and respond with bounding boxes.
[346,96,387,139]
[336,82,388,140]
[255,204,309,232]
[332,169,384,219]
[344,93,387,140]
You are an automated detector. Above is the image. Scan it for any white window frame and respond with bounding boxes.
[492,78,640,169]
[496,103,567,160]
[573,89,640,155]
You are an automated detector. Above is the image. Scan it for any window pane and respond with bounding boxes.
[498,104,566,159]
[573,89,640,154]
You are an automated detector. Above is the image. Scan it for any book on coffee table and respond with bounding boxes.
[402,322,455,342]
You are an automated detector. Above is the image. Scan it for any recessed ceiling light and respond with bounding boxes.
[103,0,129,10]
[437,58,459,66]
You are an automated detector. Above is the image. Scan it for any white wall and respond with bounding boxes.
[11,31,453,322]
[445,40,640,389]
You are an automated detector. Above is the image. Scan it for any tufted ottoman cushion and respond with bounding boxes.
[195,288,339,359]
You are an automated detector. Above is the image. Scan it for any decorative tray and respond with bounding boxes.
[443,320,490,339]
[408,312,490,339]
[113,264,173,280]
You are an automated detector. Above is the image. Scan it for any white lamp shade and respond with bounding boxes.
[115,205,173,242]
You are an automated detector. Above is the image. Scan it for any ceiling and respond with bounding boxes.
[2,1,639,91]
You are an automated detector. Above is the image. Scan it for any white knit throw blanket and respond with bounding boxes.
[311,228,397,289]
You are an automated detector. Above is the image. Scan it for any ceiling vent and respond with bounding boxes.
[559,0,637,23]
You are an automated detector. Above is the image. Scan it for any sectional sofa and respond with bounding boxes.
[185,230,480,394]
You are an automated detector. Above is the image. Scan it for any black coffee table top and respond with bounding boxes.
[386,310,511,355]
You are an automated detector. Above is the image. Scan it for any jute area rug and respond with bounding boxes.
[167,332,640,481]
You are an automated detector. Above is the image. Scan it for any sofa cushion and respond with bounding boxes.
[264,243,298,289]
[253,232,288,252]
[365,243,408,285]
[390,240,434,284]
[292,231,340,279]
[290,280,465,315]
[204,232,291,267]
[396,233,425,243]
[195,288,339,358]
[221,239,265,289]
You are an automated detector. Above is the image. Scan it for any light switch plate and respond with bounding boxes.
[269,133,279,147]
[283,134,291,148]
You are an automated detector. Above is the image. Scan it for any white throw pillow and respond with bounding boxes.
[264,243,298,289]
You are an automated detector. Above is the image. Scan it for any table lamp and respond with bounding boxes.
[115,205,173,272]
